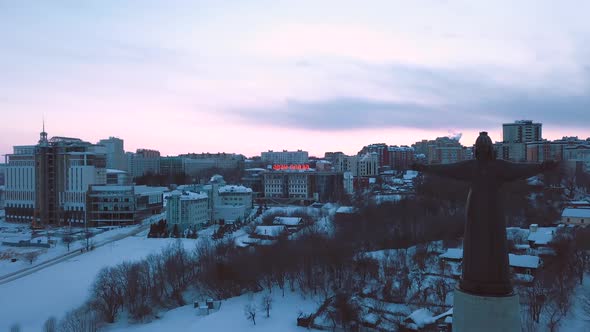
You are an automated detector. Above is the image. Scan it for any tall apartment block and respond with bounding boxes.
[502,120,542,161]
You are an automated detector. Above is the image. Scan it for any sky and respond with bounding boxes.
[1,0,589,157]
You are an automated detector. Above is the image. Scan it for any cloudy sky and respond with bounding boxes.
[1,0,589,157]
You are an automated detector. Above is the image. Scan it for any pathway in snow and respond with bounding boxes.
[0,222,150,285]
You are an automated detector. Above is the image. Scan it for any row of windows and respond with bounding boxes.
[6,167,35,191]
[5,191,35,201]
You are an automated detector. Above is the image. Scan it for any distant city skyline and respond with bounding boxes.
[2,1,590,157]
[2,123,586,159]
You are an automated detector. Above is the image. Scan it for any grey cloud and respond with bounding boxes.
[231,64,590,132]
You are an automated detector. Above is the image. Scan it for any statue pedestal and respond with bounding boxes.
[453,287,521,332]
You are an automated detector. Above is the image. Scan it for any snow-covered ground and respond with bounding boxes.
[0,231,204,331]
[0,213,164,278]
[560,274,590,332]
[107,290,319,332]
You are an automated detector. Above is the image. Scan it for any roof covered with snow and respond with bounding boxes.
[106,169,127,174]
[134,185,167,195]
[254,225,287,237]
[509,254,541,269]
[439,248,463,260]
[403,170,419,180]
[273,217,303,226]
[527,227,556,245]
[218,185,252,194]
[336,206,355,214]
[168,190,208,200]
[562,208,590,218]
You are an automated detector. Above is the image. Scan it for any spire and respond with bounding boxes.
[39,116,48,145]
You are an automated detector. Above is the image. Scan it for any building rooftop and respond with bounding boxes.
[439,248,463,260]
[218,185,252,194]
[527,227,556,245]
[89,185,133,192]
[106,169,127,174]
[168,190,208,200]
[509,254,541,269]
[336,206,355,214]
[134,185,167,196]
[273,217,303,226]
[254,225,287,237]
[562,208,590,218]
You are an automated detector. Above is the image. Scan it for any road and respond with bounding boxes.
[0,222,152,285]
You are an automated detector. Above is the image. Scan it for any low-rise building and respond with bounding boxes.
[215,185,253,223]
[273,216,304,233]
[166,190,210,231]
[561,207,590,226]
[87,185,166,226]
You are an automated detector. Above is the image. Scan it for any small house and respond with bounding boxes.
[561,207,590,226]
[272,216,304,233]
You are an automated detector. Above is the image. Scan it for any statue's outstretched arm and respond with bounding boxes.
[498,160,552,181]
[412,160,473,181]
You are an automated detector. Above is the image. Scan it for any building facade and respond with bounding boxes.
[215,185,253,223]
[98,137,126,171]
[166,190,210,231]
[127,149,161,178]
[180,153,244,176]
[160,156,185,176]
[5,131,108,226]
[261,150,309,165]
[0,185,5,210]
[502,120,542,161]
[388,146,415,170]
[4,145,36,222]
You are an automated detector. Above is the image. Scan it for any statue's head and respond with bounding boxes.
[475,131,495,161]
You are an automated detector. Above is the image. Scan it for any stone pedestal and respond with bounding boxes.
[453,287,521,332]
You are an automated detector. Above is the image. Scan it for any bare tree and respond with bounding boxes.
[261,294,273,318]
[59,307,98,332]
[523,278,547,323]
[544,300,565,332]
[433,278,451,305]
[62,235,74,252]
[43,316,57,332]
[89,266,124,323]
[244,303,257,325]
[23,251,40,265]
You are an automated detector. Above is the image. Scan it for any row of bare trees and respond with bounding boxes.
[520,227,590,331]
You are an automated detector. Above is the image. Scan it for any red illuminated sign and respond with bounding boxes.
[272,164,310,171]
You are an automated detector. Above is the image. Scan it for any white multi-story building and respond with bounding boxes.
[261,150,308,165]
[357,152,379,177]
[127,149,160,178]
[4,145,36,222]
[215,185,253,223]
[343,171,354,195]
[61,150,108,224]
[99,137,126,171]
[166,190,210,231]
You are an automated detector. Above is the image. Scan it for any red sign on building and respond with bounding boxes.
[272,164,310,171]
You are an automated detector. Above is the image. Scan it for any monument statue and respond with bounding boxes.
[413,132,557,296]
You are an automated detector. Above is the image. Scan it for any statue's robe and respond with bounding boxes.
[423,160,543,295]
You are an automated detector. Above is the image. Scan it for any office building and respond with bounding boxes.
[98,137,126,171]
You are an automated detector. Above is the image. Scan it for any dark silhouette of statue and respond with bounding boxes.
[413,132,556,296]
